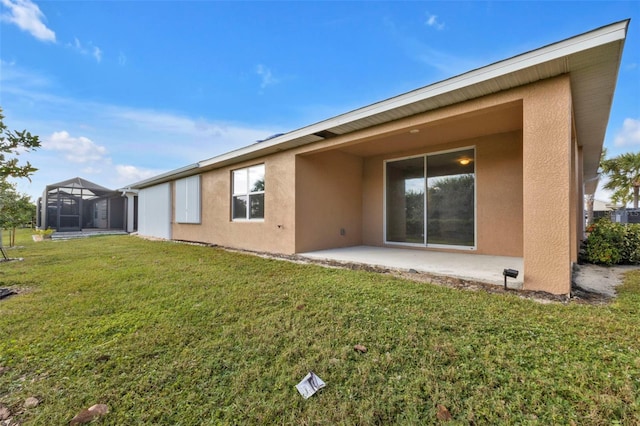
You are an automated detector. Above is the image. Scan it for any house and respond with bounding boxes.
[37,177,127,232]
[123,21,629,295]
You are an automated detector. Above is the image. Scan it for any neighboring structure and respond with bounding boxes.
[612,208,640,224]
[37,177,127,232]
[123,21,629,295]
[590,199,618,222]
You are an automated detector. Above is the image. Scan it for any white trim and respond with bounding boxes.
[126,21,627,192]
[194,21,627,169]
[385,241,426,248]
[231,163,265,221]
[428,244,476,251]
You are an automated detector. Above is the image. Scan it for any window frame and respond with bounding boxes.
[231,164,265,221]
[383,146,476,250]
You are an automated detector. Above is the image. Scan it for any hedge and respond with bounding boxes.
[582,219,640,266]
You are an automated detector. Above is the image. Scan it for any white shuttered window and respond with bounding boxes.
[175,175,201,224]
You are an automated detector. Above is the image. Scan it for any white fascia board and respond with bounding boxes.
[198,20,628,170]
[127,163,199,189]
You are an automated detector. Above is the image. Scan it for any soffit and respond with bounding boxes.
[333,102,523,157]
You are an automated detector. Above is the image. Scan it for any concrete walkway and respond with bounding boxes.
[300,246,524,288]
[52,230,128,240]
[572,263,640,297]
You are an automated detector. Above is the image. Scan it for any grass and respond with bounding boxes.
[0,229,639,425]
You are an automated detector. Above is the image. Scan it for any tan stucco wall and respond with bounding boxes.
[172,154,297,254]
[169,75,576,295]
[360,132,523,257]
[295,150,364,252]
[522,75,573,294]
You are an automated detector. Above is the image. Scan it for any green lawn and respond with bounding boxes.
[0,229,639,424]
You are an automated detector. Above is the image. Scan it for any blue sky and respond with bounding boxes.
[1,1,639,202]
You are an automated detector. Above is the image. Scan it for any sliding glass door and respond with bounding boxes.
[385,148,475,248]
[386,156,425,243]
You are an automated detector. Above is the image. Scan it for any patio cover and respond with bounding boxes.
[46,177,115,198]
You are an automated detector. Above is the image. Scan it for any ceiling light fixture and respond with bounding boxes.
[409,129,420,134]
[459,158,471,165]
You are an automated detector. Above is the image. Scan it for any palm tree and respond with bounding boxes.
[601,152,640,208]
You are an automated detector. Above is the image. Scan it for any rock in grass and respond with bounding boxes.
[436,404,452,421]
[354,344,367,353]
[70,404,109,425]
[0,404,11,420]
[24,397,39,409]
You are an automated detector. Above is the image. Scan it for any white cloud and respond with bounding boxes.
[425,13,445,30]
[115,165,161,185]
[67,37,103,63]
[1,67,281,199]
[118,52,127,66]
[108,107,271,146]
[44,131,108,163]
[256,64,279,89]
[93,46,102,63]
[613,118,640,147]
[0,0,56,42]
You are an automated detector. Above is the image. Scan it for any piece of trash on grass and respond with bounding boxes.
[295,371,326,399]
[354,344,367,353]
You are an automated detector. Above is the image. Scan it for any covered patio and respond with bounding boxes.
[300,246,524,288]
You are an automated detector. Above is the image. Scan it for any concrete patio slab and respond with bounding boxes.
[52,230,128,240]
[300,246,524,288]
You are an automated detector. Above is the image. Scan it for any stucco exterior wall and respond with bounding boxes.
[360,132,523,256]
[522,75,573,294]
[295,151,364,252]
[172,153,297,254]
[168,75,575,295]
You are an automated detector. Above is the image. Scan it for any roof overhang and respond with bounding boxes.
[122,164,198,191]
[128,20,628,190]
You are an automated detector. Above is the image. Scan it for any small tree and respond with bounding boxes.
[0,107,41,255]
[0,179,35,246]
[601,152,640,208]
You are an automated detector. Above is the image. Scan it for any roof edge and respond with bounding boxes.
[127,163,199,189]
[128,19,629,188]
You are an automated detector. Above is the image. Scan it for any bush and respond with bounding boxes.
[583,219,640,265]
[621,224,640,264]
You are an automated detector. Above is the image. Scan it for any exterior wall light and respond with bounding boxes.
[503,268,519,290]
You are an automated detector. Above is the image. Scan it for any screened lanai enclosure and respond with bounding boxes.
[37,177,126,232]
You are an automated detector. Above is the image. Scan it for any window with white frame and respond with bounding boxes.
[175,175,201,224]
[232,164,265,220]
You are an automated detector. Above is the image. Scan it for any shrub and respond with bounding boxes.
[621,224,640,264]
[583,219,640,265]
